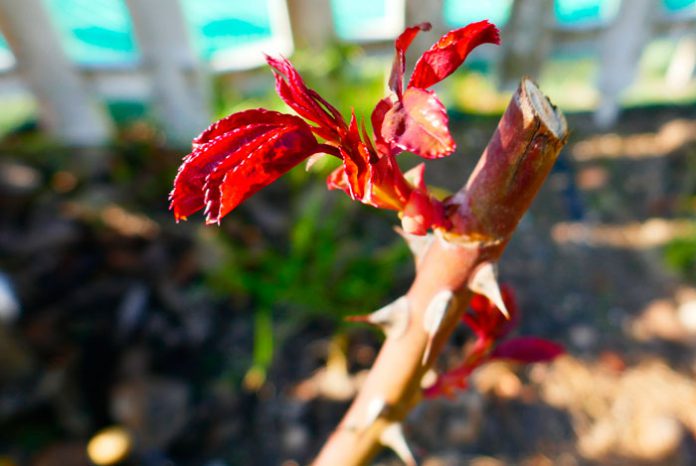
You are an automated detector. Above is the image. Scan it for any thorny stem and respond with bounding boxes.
[311,79,568,466]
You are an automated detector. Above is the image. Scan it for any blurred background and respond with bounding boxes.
[0,0,695,465]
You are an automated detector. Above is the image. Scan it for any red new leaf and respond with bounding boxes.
[173,20,502,237]
[170,110,321,223]
[327,149,414,211]
[367,154,413,210]
[371,97,397,157]
[339,144,370,201]
[463,285,519,341]
[266,55,347,142]
[388,22,431,98]
[408,20,500,90]
[490,337,565,363]
[400,165,451,234]
[336,112,370,200]
[379,87,455,159]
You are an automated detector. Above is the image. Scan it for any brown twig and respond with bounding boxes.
[311,78,568,466]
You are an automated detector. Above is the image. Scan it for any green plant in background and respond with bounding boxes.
[205,182,410,387]
[664,236,696,281]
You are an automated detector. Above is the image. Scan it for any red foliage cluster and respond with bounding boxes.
[424,286,564,398]
[170,21,500,235]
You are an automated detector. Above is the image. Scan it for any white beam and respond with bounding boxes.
[595,0,659,128]
[125,0,210,146]
[286,0,334,49]
[497,0,553,91]
[0,0,112,146]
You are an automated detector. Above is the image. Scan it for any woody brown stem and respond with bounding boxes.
[311,78,567,466]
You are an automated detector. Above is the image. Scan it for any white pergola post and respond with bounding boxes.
[125,0,210,146]
[0,0,112,146]
[286,0,335,50]
[497,0,554,91]
[595,0,659,128]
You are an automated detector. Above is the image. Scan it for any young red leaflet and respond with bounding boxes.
[171,21,500,235]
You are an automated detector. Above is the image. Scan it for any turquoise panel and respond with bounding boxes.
[443,0,513,28]
[180,0,272,61]
[0,32,13,70]
[330,0,388,40]
[554,0,620,27]
[662,0,696,15]
[44,0,138,66]
[43,0,277,65]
